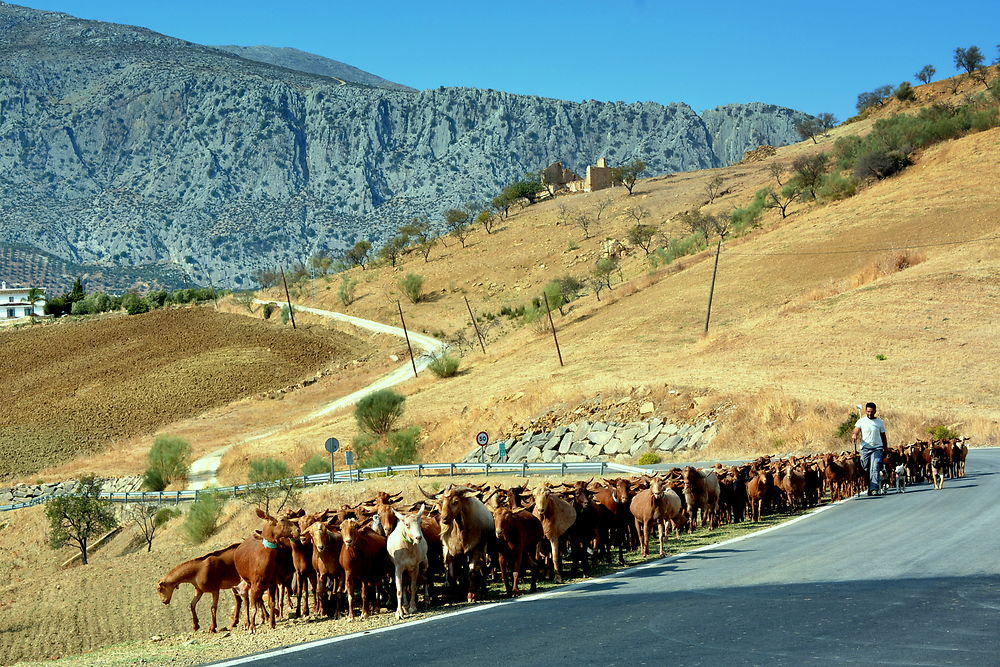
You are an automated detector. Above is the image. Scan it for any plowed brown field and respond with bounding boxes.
[0,307,364,481]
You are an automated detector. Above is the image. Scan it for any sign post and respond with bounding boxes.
[345,450,355,483]
[325,437,340,484]
[476,431,489,465]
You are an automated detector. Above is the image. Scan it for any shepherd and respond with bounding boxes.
[852,402,888,496]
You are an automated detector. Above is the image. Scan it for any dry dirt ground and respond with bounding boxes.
[0,307,378,483]
[0,75,998,665]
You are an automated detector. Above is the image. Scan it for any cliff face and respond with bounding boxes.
[0,2,812,288]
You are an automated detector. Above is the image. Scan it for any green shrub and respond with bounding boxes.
[399,273,425,304]
[647,247,670,269]
[249,457,290,483]
[356,426,420,469]
[730,189,766,232]
[875,353,888,361]
[428,352,461,378]
[142,468,168,492]
[835,412,860,439]
[637,452,661,465]
[665,233,705,263]
[183,491,222,544]
[301,455,330,476]
[853,151,910,182]
[155,507,181,525]
[122,293,148,315]
[927,425,960,440]
[818,172,857,201]
[355,389,406,436]
[338,275,358,306]
[894,81,916,101]
[261,302,278,319]
[146,435,192,488]
[280,303,294,324]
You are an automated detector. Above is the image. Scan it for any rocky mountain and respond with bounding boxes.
[212,45,417,92]
[0,2,813,289]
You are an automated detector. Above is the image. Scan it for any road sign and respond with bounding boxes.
[499,441,507,458]
[345,451,354,466]
[476,431,489,447]
[325,437,340,453]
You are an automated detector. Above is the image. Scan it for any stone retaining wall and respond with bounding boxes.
[2,476,143,506]
[464,417,717,464]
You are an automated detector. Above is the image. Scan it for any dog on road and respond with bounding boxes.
[894,463,907,493]
[931,448,947,490]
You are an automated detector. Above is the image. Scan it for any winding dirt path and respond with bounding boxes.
[186,303,446,489]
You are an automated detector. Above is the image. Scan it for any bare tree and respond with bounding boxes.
[705,175,725,202]
[587,275,607,302]
[125,503,167,552]
[626,206,650,225]
[595,195,614,221]
[628,224,657,255]
[768,163,786,186]
[575,212,596,239]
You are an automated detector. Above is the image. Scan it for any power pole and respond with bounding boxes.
[281,267,297,329]
[703,239,722,337]
[464,296,487,353]
[397,300,418,378]
[543,292,564,367]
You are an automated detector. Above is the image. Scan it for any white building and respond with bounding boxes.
[0,281,46,320]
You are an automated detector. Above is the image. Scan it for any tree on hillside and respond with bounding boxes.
[915,64,936,84]
[574,212,596,239]
[476,209,498,234]
[344,240,372,270]
[768,163,787,186]
[679,209,717,246]
[253,269,280,288]
[612,159,646,195]
[954,45,985,77]
[790,153,829,200]
[628,223,658,255]
[705,175,726,202]
[309,252,333,275]
[816,113,838,135]
[593,257,619,289]
[400,218,437,262]
[491,192,514,219]
[47,474,118,565]
[244,458,301,514]
[894,81,916,101]
[378,233,410,267]
[760,183,802,219]
[502,178,546,206]
[444,208,473,248]
[856,85,893,113]
[125,502,171,552]
[796,118,822,145]
[595,195,614,220]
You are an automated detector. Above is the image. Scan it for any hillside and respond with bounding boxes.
[0,2,810,289]
[0,306,389,481]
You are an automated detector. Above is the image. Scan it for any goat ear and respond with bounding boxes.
[417,504,426,519]
[255,508,272,521]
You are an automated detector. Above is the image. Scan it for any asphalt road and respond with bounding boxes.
[209,449,1000,666]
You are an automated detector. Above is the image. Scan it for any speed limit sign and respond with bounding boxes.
[476,431,489,447]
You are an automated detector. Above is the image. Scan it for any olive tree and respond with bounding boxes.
[47,474,118,565]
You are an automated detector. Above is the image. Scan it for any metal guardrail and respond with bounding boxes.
[0,461,649,512]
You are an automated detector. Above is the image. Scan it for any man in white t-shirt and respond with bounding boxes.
[852,402,888,496]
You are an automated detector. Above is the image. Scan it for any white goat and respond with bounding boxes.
[385,505,428,619]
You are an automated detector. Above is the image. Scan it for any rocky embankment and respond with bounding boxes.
[1,476,142,507]
[465,416,717,463]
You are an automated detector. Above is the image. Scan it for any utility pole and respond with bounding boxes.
[464,296,487,353]
[703,239,722,337]
[397,300,418,378]
[281,267,297,329]
[543,292,564,367]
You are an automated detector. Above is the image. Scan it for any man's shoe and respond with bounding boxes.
[867,490,873,496]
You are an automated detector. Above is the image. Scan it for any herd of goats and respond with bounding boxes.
[155,438,970,633]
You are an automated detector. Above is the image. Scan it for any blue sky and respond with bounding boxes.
[23,0,1000,122]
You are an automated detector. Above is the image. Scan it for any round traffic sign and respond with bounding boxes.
[325,437,340,453]
[476,431,489,447]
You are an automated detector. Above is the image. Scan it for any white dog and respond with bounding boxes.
[894,463,907,493]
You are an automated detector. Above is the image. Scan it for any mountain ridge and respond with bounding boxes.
[0,2,812,289]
